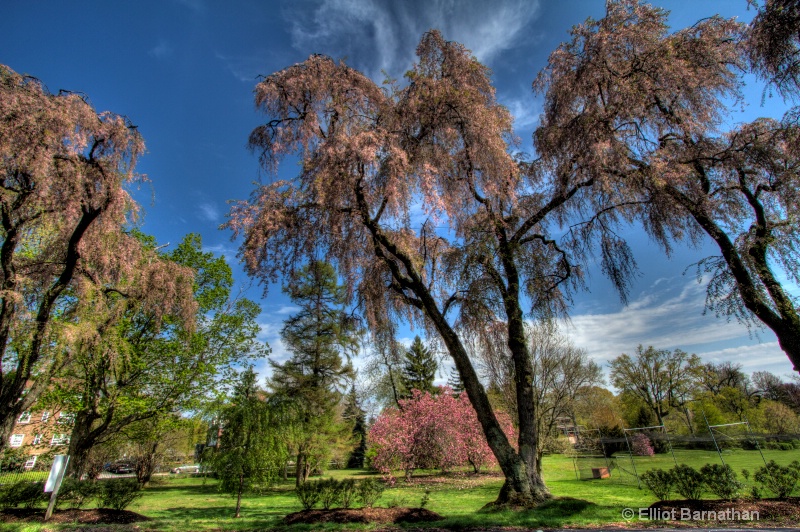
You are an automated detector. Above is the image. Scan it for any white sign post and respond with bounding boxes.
[44,455,69,521]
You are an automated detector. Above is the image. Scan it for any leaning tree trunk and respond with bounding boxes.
[424,293,550,505]
[359,191,550,506]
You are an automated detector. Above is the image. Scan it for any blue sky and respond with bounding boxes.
[2,0,796,383]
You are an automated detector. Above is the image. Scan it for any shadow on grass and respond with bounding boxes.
[533,496,596,517]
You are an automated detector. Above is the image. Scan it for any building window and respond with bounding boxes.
[17,412,31,424]
[41,411,50,423]
[9,434,24,447]
[50,434,69,446]
[23,456,37,470]
[32,433,42,445]
[57,412,75,424]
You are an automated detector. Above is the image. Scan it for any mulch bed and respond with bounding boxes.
[284,506,445,525]
[647,496,800,527]
[0,507,150,525]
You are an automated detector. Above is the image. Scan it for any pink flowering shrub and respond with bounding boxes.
[630,433,655,456]
[368,387,515,480]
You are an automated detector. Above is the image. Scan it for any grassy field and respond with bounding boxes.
[2,448,798,531]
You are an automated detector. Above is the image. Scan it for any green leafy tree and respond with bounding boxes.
[400,336,438,396]
[269,261,357,485]
[610,346,701,428]
[207,367,284,518]
[58,233,266,478]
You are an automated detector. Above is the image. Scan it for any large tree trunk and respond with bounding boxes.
[136,442,159,485]
[425,296,550,505]
[67,410,101,479]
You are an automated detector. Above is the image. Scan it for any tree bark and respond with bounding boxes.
[235,473,243,518]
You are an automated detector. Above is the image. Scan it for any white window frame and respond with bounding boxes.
[41,411,50,423]
[50,433,69,446]
[57,412,75,424]
[23,455,37,470]
[17,412,31,424]
[32,433,42,445]
[9,434,24,447]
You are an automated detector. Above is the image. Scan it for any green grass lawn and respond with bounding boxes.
[2,448,797,531]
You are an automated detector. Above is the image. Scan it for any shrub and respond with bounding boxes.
[99,479,143,511]
[295,480,322,510]
[318,478,341,510]
[671,464,705,500]
[0,481,45,509]
[630,433,654,456]
[700,464,742,500]
[640,469,674,501]
[58,479,100,509]
[357,478,384,508]
[338,478,357,509]
[754,460,800,498]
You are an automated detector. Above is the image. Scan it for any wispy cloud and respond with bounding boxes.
[215,51,278,83]
[500,92,541,133]
[149,40,173,60]
[561,277,791,375]
[201,242,237,260]
[284,0,542,81]
[198,202,220,222]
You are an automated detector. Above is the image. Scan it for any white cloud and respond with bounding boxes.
[500,93,541,133]
[276,305,301,315]
[201,242,237,260]
[198,202,220,222]
[285,0,541,81]
[561,277,794,375]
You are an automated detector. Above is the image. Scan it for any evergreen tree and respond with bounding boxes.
[269,261,357,484]
[343,385,367,468]
[400,336,438,396]
[208,367,284,518]
[446,366,464,396]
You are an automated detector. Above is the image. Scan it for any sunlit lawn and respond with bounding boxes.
[3,449,797,531]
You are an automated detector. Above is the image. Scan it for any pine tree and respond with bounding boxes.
[269,261,357,484]
[446,366,464,396]
[343,385,367,468]
[400,336,438,396]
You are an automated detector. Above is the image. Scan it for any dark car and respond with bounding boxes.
[106,462,135,474]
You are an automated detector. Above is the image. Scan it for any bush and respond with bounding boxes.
[99,479,143,511]
[58,479,100,509]
[640,469,673,500]
[0,481,45,509]
[754,460,800,498]
[671,464,705,500]
[338,478,358,509]
[295,480,322,510]
[700,464,742,500]
[318,478,341,510]
[357,478,384,508]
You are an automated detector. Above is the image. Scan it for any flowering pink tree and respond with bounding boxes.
[368,387,515,480]
[630,433,655,457]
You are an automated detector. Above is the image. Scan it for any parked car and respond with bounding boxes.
[171,464,200,474]
[106,462,135,474]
